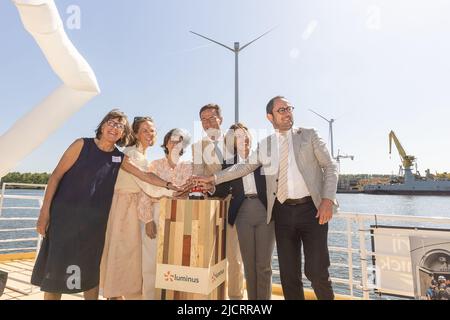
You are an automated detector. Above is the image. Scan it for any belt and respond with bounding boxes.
[282,196,313,206]
[244,194,258,199]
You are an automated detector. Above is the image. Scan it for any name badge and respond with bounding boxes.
[112,156,122,163]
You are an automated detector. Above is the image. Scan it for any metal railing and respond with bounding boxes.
[0,183,46,295]
[269,211,450,300]
[1,182,450,299]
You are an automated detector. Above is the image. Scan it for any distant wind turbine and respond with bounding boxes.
[309,109,354,162]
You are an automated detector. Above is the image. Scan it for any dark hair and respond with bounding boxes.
[225,122,249,154]
[199,103,222,119]
[95,109,131,147]
[266,95,286,115]
[126,116,155,147]
[161,128,188,156]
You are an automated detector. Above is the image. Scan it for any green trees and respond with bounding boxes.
[0,172,50,187]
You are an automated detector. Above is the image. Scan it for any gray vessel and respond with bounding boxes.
[364,131,450,195]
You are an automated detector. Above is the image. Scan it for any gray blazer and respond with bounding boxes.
[192,138,224,176]
[215,127,339,223]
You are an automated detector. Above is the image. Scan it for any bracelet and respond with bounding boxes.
[165,181,171,190]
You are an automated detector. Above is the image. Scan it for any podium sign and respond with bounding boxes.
[155,198,229,300]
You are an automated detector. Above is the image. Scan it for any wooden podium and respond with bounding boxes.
[154,198,229,300]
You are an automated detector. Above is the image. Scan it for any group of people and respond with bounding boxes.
[31,96,339,300]
[425,276,450,300]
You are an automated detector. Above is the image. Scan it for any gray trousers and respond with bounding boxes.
[235,198,275,300]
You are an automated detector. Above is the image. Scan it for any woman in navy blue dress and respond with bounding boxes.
[31,110,181,300]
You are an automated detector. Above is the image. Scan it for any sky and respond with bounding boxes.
[1,0,450,175]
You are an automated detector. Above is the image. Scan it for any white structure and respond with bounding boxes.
[0,0,100,178]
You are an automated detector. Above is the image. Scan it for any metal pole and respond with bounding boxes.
[234,42,240,123]
[358,217,370,300]
[329,122,334,159]
[347,218,354,298]
[0,183,6,217]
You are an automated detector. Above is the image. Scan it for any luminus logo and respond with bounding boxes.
[211,269,225,283]
[164,270,200,283]
[164,271,174,282]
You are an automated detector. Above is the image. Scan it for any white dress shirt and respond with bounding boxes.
[275,128,310,199]
[238,155,258,195]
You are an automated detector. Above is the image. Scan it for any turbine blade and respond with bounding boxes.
[308,109,330,122]
[240,26,277,51]
[189,31,235,52]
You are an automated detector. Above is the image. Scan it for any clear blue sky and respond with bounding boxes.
[1,0,450,175]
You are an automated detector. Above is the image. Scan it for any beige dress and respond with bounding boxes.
[99,146,172,298]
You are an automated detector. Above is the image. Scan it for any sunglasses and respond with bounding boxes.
[134,116,153,122]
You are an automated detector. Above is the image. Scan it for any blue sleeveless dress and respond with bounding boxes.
[31,138,124,293]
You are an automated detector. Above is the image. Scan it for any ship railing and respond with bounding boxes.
[0,183,46,295]
[2,183,450,299]
[320,211,450,299]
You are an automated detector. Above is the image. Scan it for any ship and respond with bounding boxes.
[364,131,450,195]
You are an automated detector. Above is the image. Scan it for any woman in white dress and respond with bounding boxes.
[100,117,179,300]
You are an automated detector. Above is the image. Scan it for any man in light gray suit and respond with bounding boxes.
[194,96,338,300]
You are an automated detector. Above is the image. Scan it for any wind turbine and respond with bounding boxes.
[308,109,354,163]
[190,28,275,123]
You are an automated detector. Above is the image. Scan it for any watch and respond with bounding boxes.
[165,181,172,190]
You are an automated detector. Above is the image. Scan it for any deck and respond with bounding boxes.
[0,254,287,300]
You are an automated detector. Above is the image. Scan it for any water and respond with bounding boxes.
[0,189,43,254]
[2,190,450,298]
[337,193,450,218]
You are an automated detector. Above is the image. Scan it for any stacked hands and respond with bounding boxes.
[172,175,215,198]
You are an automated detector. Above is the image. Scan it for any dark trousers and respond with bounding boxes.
[273,199,334,300]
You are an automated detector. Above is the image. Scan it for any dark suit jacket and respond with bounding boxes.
[213,157,267,226]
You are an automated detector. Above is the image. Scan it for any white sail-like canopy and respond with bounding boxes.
[0,0,100,178]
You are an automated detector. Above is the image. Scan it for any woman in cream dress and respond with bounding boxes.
[100,117,178,300]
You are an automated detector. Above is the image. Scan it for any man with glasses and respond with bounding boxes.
[191,103,245,300]
[194,96,338,300]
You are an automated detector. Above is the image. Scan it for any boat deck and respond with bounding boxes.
[0,257,286,301]
[0,258,83,300]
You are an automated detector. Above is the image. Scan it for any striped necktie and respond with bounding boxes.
[213,140,224,164]
[277,132,289,204]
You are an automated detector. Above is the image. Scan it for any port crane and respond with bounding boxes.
[389,130,416,183]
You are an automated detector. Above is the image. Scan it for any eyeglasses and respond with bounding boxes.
[106,119,125,131]
[275,106,295,114]
[134,116,153,122]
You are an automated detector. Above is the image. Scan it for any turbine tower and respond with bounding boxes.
[190,28,275,123]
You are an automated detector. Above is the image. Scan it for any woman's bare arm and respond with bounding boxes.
[121,155,180,190]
